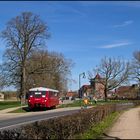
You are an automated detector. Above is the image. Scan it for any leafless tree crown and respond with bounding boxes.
[1,12,50,97]
[89,56,130,100]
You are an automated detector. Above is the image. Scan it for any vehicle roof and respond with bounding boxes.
[29,87,59,92]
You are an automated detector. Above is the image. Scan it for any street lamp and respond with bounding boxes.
[79,72,86,98]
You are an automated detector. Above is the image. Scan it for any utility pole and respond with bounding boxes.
[79,72,86,98]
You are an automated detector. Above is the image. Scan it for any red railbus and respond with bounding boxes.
[27,87,59,110]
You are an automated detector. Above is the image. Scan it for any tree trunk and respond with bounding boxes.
[23,66,26,97]
[21,62,26,104]
[104,88,108,101]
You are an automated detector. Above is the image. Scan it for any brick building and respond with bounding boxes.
[115,84,139,99]
[90,73,105,99]
[79,74,105,99]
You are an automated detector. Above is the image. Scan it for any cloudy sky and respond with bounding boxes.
[0,1,140,91]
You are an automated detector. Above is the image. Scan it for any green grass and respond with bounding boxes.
[58,99,131,108]
[74,112,120,139]
[9,107,27,113]
[58,100,92,108]
[6,99,134,113]
[0,101,21,110]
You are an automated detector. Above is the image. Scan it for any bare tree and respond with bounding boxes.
[132,51,140,82]
[1,12,50,98]
[25,50,73,92]
[89,57,130,101]
[131,51,140,93]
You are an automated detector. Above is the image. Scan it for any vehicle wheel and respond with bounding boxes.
[52,106,56,109]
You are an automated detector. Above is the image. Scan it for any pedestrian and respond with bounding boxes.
[83,97,88,108]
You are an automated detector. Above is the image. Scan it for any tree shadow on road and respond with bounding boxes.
[22,106,56,112]
[22,107,31,112]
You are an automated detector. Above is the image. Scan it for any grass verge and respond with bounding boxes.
[9,107,27,113]
[73,111,120,139]
[58,99,130,108]
[58,100,95,108]
[0,101,21,110]
[6,99,136,113]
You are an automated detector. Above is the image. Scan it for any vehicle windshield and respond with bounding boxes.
[29,91,46,98]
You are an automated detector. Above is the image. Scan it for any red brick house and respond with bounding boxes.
[90,74,105,99]
[115,84,139,99]
[79,74,105,99]
[66,91,78,99]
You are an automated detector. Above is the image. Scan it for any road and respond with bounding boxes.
[103,107,140,139]
[0,107,82,130]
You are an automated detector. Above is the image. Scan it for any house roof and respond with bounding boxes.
[94,73,101,79]
[117,86,131,91]
[83,85,90,88]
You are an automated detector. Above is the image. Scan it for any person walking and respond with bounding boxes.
[83,97,88,108]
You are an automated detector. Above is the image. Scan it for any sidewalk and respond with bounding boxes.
[103,107,140,139]
[0,106,26,114]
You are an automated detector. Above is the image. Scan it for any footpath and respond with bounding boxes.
[0,106,26,113]
[103,107,140,139]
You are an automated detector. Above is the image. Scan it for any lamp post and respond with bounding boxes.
[79,72,86,98]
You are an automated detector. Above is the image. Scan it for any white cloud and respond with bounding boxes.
[113,20,134,28]
[99,41,132,49]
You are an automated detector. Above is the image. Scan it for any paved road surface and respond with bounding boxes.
[0,106,88,130]
[104,107,140,139]
[0,109,80,130]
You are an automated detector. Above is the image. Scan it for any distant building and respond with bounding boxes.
[90,73,105,99]
[79,73,105,99]
[115,84,139,99]
[79,73,139,99]
[79,85,92,98]
[2,91,18,101]
[0,92,4,101]
[66,91,78,99]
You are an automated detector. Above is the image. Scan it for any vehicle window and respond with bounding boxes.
[35,92,41,95]
[42,91,46,95]
[49,91,52,97]
[28,91,46,98]
[48,91,59,97]
[49,91,58,97]
[34,92,42,98]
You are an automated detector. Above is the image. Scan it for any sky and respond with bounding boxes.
[0,1,140,91]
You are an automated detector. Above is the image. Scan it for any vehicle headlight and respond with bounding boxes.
[42,95,45,97]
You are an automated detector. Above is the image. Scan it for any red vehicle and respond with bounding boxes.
[27,87,59,110]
